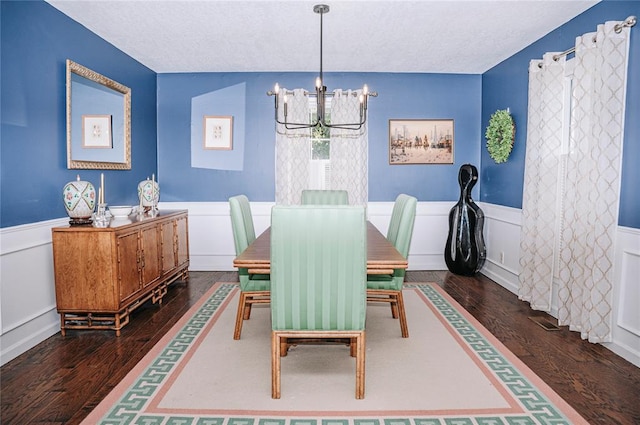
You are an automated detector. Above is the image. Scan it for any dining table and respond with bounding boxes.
[233,221,408,275]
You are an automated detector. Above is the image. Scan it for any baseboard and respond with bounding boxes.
[1,310,60,365]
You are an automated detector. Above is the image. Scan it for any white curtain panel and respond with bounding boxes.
[557,22,631,343]
[519,21,631,343]
[519,53,566,311]
[275,88,311,205]
[329,89,368,206]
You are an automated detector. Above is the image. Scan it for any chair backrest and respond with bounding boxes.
[301,190,349,205]
[270,205,367,331]
[386,194,417,258]
[229,195,256,256]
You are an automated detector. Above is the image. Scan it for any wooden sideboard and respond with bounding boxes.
[51,209,189,336]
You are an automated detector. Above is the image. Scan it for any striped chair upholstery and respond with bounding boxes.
[367,193,417,338]
[229,195,270,340]
[301,189,349,205]
[270,205,367,399]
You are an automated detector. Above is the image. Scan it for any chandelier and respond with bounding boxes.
[267,4,377,131]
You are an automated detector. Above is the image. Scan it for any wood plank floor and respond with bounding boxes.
[1,271,639,424]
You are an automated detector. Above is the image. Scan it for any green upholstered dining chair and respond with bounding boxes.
[229,195,270,340]
[367,194,417,338]
[270,205,367,399]
[301,189,349,205]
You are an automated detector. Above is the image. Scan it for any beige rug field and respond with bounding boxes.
[82,282,588,424]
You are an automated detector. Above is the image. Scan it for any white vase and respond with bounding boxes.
[63,175,96,225]
[137,178,160,210]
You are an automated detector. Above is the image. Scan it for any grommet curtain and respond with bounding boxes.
[519,20,632,343]
[274,88,368,206]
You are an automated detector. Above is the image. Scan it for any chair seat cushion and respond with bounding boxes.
[366,274,403,291]
[244,274,270,291]
[238,271,270,292]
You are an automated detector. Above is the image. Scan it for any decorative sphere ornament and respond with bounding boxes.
[63,175,96,225]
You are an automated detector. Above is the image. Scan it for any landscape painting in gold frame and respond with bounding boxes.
[389,119,454,164]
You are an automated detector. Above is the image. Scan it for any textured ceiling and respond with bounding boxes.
[46,0,599,74]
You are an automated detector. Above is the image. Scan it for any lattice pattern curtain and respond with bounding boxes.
[275,88,310,205]
[557,22,631,342]
[519,21,631,343]
[274,88,369,206]
[519,52,566,311]
[329,89,368,206]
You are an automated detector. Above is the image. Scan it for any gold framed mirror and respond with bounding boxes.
[66,59,131,169]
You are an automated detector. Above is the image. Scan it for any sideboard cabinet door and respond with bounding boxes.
[176,215,189,269]
[116,230,142,303]
[160,214,189,275]
[139,225,161,289]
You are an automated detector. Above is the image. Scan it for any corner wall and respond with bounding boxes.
[480,0,640,230]
[0,1,158,228]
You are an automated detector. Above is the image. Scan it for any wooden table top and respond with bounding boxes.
[233,221,408,275]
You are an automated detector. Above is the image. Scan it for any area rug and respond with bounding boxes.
[82,282,588,424]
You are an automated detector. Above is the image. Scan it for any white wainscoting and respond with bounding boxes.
[0,217,68,365]
[478,202,522,294]
[608,226,640,365]
[2,201,638,368]
[178,201,454,272]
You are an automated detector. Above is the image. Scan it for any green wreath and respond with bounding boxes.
[485,109,515,164]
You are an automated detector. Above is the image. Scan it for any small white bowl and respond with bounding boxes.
[109,205,133,217]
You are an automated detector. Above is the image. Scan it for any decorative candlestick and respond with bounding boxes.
[100,173,105,204]
[151,173,157,214]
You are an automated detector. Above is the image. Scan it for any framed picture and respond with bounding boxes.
[82,115,113,149]
[203,116,233,150]
[389,119,454,164]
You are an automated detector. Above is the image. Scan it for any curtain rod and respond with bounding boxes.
[551,15,636,62]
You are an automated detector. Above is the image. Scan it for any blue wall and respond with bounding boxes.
[1,1,157,228]
[481,1,640,229]
[157,72,482,203]
[2,0,638,230]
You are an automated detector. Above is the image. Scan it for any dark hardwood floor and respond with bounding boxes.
[1,271,639,424]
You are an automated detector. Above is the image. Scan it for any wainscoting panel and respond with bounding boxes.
[176,201,454,272]
[608,226,640,364]
[478,202,522,294]
[0,217,67,365]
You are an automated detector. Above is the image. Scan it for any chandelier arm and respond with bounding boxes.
[268,4,377,133]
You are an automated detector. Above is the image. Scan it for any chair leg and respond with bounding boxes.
[233,292,248,340]
[396,290,409,338]
[390,296,399,319]
[271,331,281,399]
[243,301,252,320]
[367,289,408,337]
[355,331,366,399]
